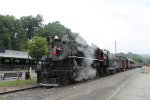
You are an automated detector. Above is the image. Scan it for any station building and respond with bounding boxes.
[0,48,37,71]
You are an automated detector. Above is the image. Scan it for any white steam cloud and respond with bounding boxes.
[75,66,96,81]
[75,35,97,81]
[75,35,87,46]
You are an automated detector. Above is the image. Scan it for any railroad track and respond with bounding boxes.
[0,76,107,95]
[0,85,46,95]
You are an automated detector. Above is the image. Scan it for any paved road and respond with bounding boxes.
[1,68,149,100]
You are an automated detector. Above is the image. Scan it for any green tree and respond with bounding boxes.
[0,14,79,51]
[37,21,78,42]
[28,36,48,61]
[0,15,26,51]
[20,14,43,40]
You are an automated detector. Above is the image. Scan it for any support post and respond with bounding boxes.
[29,67,32,83]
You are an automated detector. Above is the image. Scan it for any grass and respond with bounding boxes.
[0,79,37,87]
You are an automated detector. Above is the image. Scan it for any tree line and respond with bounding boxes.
[0,14,78,51]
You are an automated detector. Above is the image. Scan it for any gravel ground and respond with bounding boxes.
[0,85,36,93]
[0,68,143,100]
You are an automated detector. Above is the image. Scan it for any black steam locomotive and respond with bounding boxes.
[36,36,137,86]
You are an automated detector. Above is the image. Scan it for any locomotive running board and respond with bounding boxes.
[40,83,59,87]
[68,56,103,61]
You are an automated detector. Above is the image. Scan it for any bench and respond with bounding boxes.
[2,72,22,80]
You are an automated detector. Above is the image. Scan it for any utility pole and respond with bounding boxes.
[115,40,117,55]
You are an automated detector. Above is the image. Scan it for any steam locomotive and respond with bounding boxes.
[36,36,138,86]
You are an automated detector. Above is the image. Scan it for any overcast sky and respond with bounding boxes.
[0,0,150,54]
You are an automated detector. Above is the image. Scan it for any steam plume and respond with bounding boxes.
[75,35,97,81]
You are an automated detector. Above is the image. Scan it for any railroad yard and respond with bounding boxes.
[1,67,150,100]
